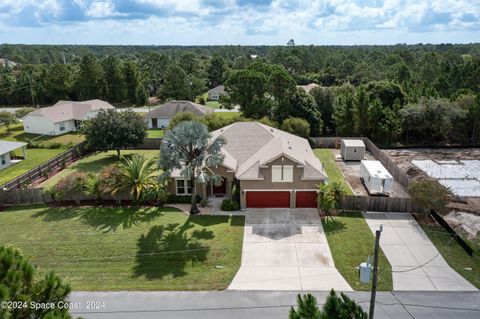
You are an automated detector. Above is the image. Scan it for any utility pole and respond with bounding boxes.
[369,225,382,319]
[28,75,36,108]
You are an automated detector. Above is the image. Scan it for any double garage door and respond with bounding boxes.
[246,191,317,208]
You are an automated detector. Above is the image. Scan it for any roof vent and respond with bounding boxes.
[270,128,274,132]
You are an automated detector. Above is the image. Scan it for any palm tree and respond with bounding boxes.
[113,155,158,202]
[160,121,225,214]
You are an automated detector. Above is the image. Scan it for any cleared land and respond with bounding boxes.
[0,205,245,291]
[322,211,393,291]
[313,149,354,195]
[39,150,159,187]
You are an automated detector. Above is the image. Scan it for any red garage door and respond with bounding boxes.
[296,191,318,208]
[246,191,290,208]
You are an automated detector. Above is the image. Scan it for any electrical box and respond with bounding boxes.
[359,262,372,284]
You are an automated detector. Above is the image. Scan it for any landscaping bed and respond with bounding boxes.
[0,204,245,291]
[322,211,393,291]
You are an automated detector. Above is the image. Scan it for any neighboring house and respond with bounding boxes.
[207,85,228,101]
[297,83,320,93]
[145,100,214,129]
[0,140,27,170]
[168,122,328,209]
[341,139,365,161]
[22,99,114,136]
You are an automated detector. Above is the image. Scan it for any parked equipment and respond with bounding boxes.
[360,160,393,195]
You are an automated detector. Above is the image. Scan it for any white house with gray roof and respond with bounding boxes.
[167,122,328,209]
[22,99,114,136]
[0,140,27,170]
[145,100,214,129]
[207,85,227,100]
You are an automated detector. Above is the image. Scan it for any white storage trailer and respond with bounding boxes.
[341,139,366,161]
[360,160,393,195]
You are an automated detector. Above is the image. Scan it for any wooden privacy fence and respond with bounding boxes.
[0,143,87,191]
[341,195,419,213]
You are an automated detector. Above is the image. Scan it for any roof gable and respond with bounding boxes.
[145,100,214,118]
[25,100,114,123]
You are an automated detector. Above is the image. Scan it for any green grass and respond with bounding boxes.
[206,101,221,109]
[39,150,160,188]
[421,224,480,289]
[322,211,393,291]
[147,129,164,138]
[0,124,84,185]
[0,205,244,291]
[314,149,353,195]
[214,111,242,119]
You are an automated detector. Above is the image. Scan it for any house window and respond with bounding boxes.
[0,154,5,166]
[176,179,192,195]
[59,122,65,131]
[272,165,293,182]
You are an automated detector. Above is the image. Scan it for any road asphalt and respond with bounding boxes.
[69,290,480,319]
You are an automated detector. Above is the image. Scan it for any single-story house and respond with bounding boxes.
[207,85,228,101]
[0,140,27,170]
[22,99,114,136]
[167,122,328,209]
[341,139,366,161]
[297,83,320,94]
[145,100,214,129]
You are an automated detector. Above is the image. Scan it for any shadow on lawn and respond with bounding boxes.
[322,217,347,233]
[133,219,213,279]
[32,206,164,232]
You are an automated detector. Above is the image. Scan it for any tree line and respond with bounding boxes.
[1,43,479,145]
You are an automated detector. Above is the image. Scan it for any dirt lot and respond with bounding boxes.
[331,149,410,198]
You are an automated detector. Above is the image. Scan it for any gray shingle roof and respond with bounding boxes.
[0,140,27,155]
[25,99,114,123]
[145,100,214,119]
[207,85,226,94]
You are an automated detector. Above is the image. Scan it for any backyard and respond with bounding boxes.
[39,150,159,187]
[0,124,84,185]
[0,205,245,290]
[147,129,164,138]
[322,211,393,290]
[314,149,354,195]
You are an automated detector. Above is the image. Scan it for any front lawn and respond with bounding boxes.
[314,149,353,195]
[0,205,245,291]
[39,150,160,187]
[322,211,393,291]
[421,223,480,289]
[147,129,164,138]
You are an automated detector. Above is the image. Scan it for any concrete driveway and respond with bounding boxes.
[229,208,352,291]
[363,212,477,291]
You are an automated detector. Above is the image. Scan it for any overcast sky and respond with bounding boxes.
[0,0,479,45]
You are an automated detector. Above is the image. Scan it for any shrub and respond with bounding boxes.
[14,107,35,119]
[46,142,63,149]
[55,172,88,204]
[97,165,122,203]
[220,199,240,211]
[141,184,169,205]
[42,186,58,202]
[167,112,199,130]
[84,173,102,201]
[281,117,311,138]
[198,96,206,105]
[167,194,202,204]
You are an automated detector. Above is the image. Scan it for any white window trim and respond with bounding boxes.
[175,178,192,195]
[271,165,293,183]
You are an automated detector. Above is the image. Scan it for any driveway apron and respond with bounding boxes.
[229,208,352,291]
[363,212,477,291]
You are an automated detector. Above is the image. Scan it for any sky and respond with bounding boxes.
[0,0,479,45]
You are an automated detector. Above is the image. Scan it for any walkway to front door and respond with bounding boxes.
[229,208,352,291]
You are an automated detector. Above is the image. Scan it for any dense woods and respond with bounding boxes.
[1,43,479,145]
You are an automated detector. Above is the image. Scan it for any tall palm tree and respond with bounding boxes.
[160,121,225,214]
[113,155,158,202]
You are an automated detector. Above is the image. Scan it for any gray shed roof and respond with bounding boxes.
[145,100,214,119]
[207,85,226,94]
[342,139,366,147]
[0,140,27,155]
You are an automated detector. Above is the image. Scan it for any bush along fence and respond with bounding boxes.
[312,136,474,256]
[0,143,87,191]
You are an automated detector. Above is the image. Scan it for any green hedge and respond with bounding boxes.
[167,194,202,204]
[220,199,240,211]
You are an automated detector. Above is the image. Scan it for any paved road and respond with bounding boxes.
[363,212,477,291]
[68,290,480,319]
[229,208,351,291]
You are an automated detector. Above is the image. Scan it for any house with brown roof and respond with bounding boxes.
[22,99,114,136]
[168,122,327,209]
[145,100,214,129]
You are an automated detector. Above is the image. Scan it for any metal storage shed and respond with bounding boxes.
[341,139,365,161]
[360,160,393,195]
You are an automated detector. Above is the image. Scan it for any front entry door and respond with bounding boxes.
[151,118,158,128]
